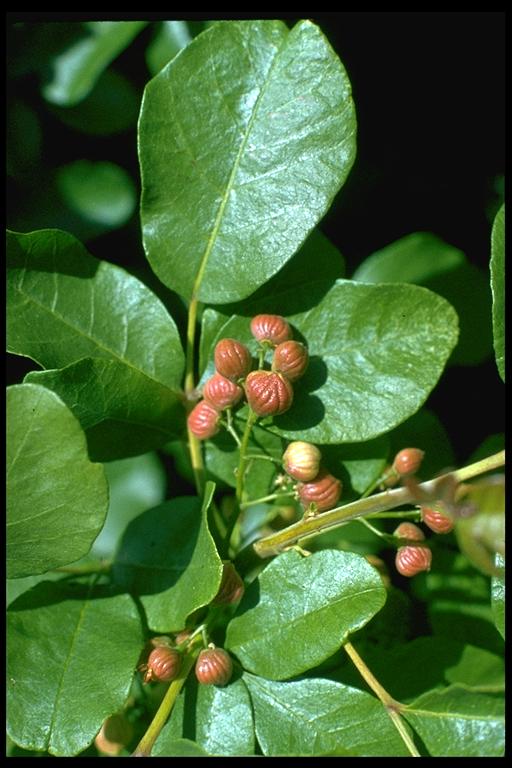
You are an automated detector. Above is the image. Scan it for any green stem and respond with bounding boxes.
[52,561,111,575]
[360,466,398,499]
[367,510,422,521]
[344,642,420,758]
[244,453,282,464]
[223,409,241,447]
[131,648,198,757]
[357,517,389,541]
[253,450,505,558]
[184,296,205,496]
[235,410,258,504]
[241,491,295,510]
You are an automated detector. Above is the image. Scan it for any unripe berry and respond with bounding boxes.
[214,339,252,381]
[187,400,221,440]
[394,522,425,542]
[245,370,293,417]
[212,561,245,605]
[421,506,454,534]
[143,646,181,683]
[394,522,431,577]
[272,340,309,381]
[297,469,342,512]
[283,441,321,481]
[195,647,233,686]
[95,714,133,756]
[392,447,425,477]
[250,314,292,346]
[203,373,243,410]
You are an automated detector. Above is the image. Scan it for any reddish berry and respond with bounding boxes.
[214,339,252,381]
[392,448,425,477]
[394,522,425,542]
[203,373,243,410]
[143,646,181,683]
[250,314,292,346]
[421,506,454,534]
[245,370,293,417]
[149,635,173,648]
[394,522,431,577]
[272,340,309,381]
[283,441,321,482]
[212,562,245,605]
[187,400,221,440]
[195,647,233,686]
[95,714,133,756]
[297,469,342,512]
[174,629,193,646]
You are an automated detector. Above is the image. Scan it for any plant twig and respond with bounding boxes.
[184,296,205,496]
[240,491,295,509]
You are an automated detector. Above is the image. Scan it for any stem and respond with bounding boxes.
[241,491,295,509]
[184,296,205,496]
[344,642,420,758]
[52,561,111,575]
[367,510,421,520]
[223,409,242,447]
[253,450,505,558]
[131,649,198,757]
[357,517,389,540]
[244,453,282,464]
[235,411,258,504]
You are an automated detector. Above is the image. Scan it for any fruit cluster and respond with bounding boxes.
[187,314,309,439]
[282,440,342,513]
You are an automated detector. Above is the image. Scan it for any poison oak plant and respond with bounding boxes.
[6,19,505,758]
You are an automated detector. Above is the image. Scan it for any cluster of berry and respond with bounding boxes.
[282,440,342,513]
[187,314,309,439]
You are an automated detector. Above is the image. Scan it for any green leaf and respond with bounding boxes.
[7,229,185,389]
[490,203,505,380]
[92,452,166,558]
[156,676,254,756]
[206,280,459,443]
[25,358,184,462]
[139,19,356,303]
[146,21,192,75]
[152,738,210,756]
[226,549,385,680]
[403,685,504,757]
[56,160,136,228]
[387,408,455,478]
[7,384,108,578]
[455,476,505,577]
[320,435,389,498]
[43,21,148,106]
[7,582,143,756]
[491,554,505,639]
[353,232,492,366]
[113,483,222,631]
[244,674,409,756]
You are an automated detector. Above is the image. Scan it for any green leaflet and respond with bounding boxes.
[139,20,356,303]
[7,583,143,756]
[7,384,108,578]
[491,554,505,639]
[490,204,505,380]
[226,549,385,680]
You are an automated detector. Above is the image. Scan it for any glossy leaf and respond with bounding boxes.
[56,160,136,227]
[491,554,505,639]
[139,19,356,303]
[320,435,388,498]
[244,674,409,756]
[113,483,222,632]
[157,676,254,756]
[490,203,505,380]
[205,280,459,443]
[25,358,184,462]
[7,384,108,578]
[7,582,143,756]
[152,738,210,757]
[226,549,385,680]
[7,229,185,389]
[146,21,192,75]
[403,685,504,757]
[43,21,148,106]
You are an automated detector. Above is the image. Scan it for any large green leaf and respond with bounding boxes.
[244,674,409,756]
[139,19,356,303]
[155,676,254,756]
[25,358,184,462]
[491,554,505,639]
[113,483,222,632]
[145,21,192,75]
[205,280,459,443]
[7,583,143,756]
[7,384,108,578]
[403,685,505,757]
[226,549,385,680]
[490,203,505,380]
[43,21,148,106]
[7,229,185,389]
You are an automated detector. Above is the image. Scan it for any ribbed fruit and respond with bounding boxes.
[250,314,292,345]
[214,339,252,381]
[203,373,243,410]
[297,469,342,512]
[143,646,181,683]
[394,522,431,577]
[392,448,425,476]
[421,506,454,534]
[195,647,233,686]
[245,370,293,417]
[187,400,220,440]
[272,340,309,381]
[283,441,321,481]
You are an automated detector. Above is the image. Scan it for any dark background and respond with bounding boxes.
[6,12,505,463]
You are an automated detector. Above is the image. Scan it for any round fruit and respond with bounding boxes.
[245,370,293,417]
[395,544,432,577]
[187,400,221,440]
[94,714,133,756]
[250,314,292,345]
[143,646,181,683]
[394,522,425,542]
[421,506,454,534]
[282,441,321,482]
[212,562,245,605]
[203,373,243,410]
[214,339,252,381]
[297,469,342,512]
[392,448,425,476]
[195,647,233,686]
[272,340,309,381]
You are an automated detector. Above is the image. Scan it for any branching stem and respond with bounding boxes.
[185,296,205,495]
